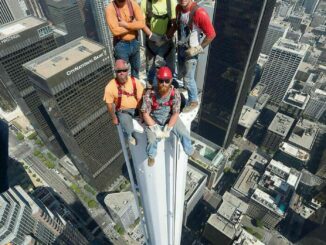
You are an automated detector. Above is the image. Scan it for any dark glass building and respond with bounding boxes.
[0,16,66,157]
[23,37,124,191]
[197,0,276,148]
[39,0,87,43]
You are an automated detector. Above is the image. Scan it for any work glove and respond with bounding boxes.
[149,124,164,138]
[185,45,204,57]
[162,125,173,138]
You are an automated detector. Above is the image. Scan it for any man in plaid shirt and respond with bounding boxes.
[141,66,199,166]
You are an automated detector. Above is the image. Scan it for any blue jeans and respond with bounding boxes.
[116,109,136,140]
[146,39,175,88]
[114,39,140,78]
[178,48,198,103]
[146,119,194,158]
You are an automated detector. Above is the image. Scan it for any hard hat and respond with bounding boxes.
[157,66,172,80]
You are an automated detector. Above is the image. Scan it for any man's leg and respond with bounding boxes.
[163,41,176,76]
[130,39,140,79]
[145,127,159,166]
[183,58,198,103]
[116,110,135,143]
[172,119,194,156]
[114,41,129,62]
[146,43,156,87]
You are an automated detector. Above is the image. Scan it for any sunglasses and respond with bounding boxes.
[158,79,170,84]
[115,69,128,73]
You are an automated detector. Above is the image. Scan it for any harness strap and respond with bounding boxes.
[113,0,135,42]
[115,77,137,111]
[151,88,175,111]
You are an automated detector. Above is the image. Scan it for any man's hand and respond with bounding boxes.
[112,115,119,125]
[118,19,129,28]
[149,124,164,138]
[162,125,173,138]
[185,45,204,57]
[149,33,164,47]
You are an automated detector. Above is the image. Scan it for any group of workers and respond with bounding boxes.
[103,0,216,166]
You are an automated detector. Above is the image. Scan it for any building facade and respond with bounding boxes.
[260,38,308,105]
[0,17,67,157]
[0,0,27,25]
[261,21,289,55]
[40,0,86,43]
[23,37,124,190]
[197,0,276,148]
[0,186,88,244]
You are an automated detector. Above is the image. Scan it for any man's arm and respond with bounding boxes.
[107,103,119,125]
[167,112,179,128]
[106,5,130,36]
[123,1,145,30]
[142,112,156,126]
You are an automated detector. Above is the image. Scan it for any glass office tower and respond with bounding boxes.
[197,0,276,148]
[23,37,124,191]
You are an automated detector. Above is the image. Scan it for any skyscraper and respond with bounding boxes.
[0,0,27,25]
[0,185,88,244]
[261,21,289,55]
[260,38,308,105]
[197,0,276,148]
[24,0,46,18]
[303,0,320,14]
[0,17,66,157]
[90,0,114,63]
[23,37,124,191]
[40,0,86,43]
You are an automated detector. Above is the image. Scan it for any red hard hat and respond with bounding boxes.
[157,66,172,80]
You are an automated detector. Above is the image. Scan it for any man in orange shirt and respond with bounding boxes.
[106,0,145,78]
[104,60,144,145]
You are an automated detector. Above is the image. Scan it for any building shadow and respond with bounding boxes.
[0,119,9,193]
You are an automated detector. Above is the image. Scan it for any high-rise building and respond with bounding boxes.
[303,88,326,121]
[197,0,276,148]
[90,0,114,63]
[0,17,66,157]
[0,0,27,25]
[40,0,86,43]
[0,185,88,244]
[261,21,289,55]
[23,37,124,190]
[0,119,9,193]
[24,0,46,18]
[304,0,320,14]
[260,38,308,105]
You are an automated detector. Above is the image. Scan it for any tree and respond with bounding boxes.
[16,132,24,141]
[36,178,41,182]
[87,200,98,208]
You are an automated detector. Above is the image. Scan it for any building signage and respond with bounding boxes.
[66,51,106,76]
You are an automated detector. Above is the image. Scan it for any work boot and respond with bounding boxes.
[128,136,137,146]
[148,157,155,167]
[183,101,199,113]
[189,150,200,161]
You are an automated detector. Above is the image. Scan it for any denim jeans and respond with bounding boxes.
[146,118,194,158]
[178,47,198,103]
[116,109,136,140]
[114,39,140,79]
[146,39,175,88]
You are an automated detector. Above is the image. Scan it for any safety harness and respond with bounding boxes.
[177,3,200,47]
[115,77,137,111]
[151,87,175,111]
[146,0,172,26]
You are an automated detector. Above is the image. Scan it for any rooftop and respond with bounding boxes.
[279,142,310,162]
[273,38,309,56]
[268,113,295,137]
[23,37,105,80]
[185,165,207,201]
[238,106,260,129]
[289,119,318,151]
[282,89,310,109]
[251,189,284,215]
[233,229,264,245]
[104,191,135,215]
[246,151,269,170]
[0,16,45,41]
[232,166,260,198]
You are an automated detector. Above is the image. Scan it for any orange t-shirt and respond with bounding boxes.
[103,77,144,110]
[106,0,145,41]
